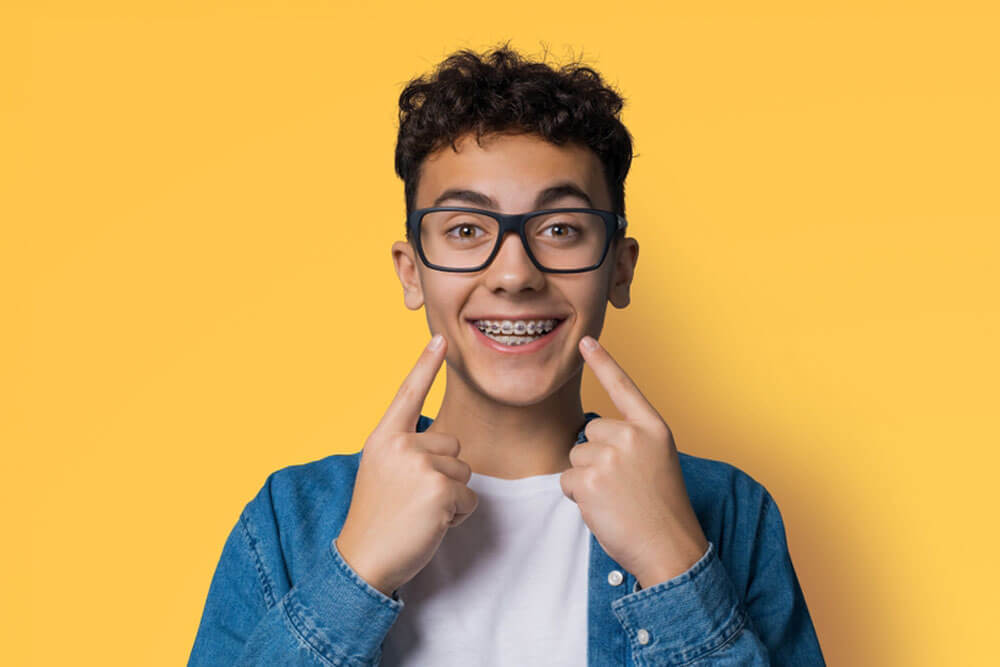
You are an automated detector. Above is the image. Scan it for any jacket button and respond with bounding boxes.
[607,569,624,586]
[636,628,650,645]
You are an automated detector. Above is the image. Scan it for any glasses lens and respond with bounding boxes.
[418,209,608,270]
[525,211,607,270]
[420,210,500,269]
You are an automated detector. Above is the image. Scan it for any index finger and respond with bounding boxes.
[376,334,447,433]
[579,336,659,425]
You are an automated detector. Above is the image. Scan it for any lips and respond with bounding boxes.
[465,315,568,323]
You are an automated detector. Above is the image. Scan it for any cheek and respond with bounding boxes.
[564,281,610,326]
[419,278,472,329]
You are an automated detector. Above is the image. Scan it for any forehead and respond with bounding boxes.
[415,131,610,211]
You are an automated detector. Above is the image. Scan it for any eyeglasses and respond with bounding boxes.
[407,206,628,273]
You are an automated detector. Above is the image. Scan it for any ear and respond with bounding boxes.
[391,240,425,310]
[607,235,639,309]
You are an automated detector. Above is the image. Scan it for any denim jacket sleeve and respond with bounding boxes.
[609,490,824,666]
[187,490,405,666]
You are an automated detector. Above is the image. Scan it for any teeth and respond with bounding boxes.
[486,334,542,346]
[473,318,560,343]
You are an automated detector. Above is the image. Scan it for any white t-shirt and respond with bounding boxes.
[380,470,591,666]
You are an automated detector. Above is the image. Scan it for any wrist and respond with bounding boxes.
[333,536,396,597]
[635,535,710,590]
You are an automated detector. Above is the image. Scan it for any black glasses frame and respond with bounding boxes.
[406,206,628,273]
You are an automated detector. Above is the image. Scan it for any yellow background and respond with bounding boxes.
[3,1,997,665]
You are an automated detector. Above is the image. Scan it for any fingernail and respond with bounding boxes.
[581,336,598,350]
[429,334,444,350]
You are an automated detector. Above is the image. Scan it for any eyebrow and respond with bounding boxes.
[431,181,595,210]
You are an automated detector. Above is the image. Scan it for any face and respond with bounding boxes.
[391,130,639,407]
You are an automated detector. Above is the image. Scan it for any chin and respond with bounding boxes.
[471,366,565,406]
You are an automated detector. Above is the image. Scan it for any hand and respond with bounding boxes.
[335,334,479,597]
[560,335,710,590]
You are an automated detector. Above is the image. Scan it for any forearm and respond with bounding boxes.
[189,512,404,666]
[611,541,770,665]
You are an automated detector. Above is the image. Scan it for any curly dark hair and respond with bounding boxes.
[394,42,636,241]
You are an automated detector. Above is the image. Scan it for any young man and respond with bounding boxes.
[188,45,825,666]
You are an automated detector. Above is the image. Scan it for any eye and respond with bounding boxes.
[445,223,486,239]
[539,223,580,238]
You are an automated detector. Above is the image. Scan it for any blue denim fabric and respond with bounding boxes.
[189,411,825,666]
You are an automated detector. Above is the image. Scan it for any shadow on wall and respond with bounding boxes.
[582,305,887,666]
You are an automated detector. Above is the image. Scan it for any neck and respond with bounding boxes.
[427,364,587,480]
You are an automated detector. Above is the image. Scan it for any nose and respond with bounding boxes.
[482,231,546,293]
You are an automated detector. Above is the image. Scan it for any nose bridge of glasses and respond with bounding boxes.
[492,219,538,268]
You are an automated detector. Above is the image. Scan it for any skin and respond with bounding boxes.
[391,130,638,480]
[389,130,709,587]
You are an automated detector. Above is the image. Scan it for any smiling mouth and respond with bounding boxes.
[469,318,566,346]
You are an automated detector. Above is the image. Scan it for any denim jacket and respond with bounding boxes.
[189,412,825,666]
